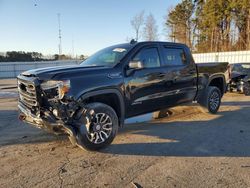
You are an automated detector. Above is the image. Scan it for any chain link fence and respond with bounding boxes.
[0,60,81,78]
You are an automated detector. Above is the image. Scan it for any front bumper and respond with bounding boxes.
[18,101,77,138]
[18,102,63,133]
[17,75,83,145]
[18,102,44,128]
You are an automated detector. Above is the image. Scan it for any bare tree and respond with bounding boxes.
[130,11,145,41]
[143,14,158,41]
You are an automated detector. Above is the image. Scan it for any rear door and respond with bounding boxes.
[158,45,197,105]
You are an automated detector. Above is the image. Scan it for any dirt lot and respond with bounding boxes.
[1,79,250,188]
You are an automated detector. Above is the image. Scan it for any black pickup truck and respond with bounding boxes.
[17,41,229,150]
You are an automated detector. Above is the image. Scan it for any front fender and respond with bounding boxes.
[77,89,125,127]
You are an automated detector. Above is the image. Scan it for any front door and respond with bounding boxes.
[124,45,167,117]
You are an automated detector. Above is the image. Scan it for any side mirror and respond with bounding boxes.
[128,60,144,69]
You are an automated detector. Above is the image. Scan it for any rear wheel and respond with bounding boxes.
[244,82,250,96]
[200,86,221,114]
[74,102,118,151]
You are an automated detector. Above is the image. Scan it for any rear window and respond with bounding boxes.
[162,47,187,66]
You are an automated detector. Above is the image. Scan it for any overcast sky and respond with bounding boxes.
[0,0,180,56]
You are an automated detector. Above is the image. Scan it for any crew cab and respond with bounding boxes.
[17,41,228,150]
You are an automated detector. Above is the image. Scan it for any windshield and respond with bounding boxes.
[80,45,131,67]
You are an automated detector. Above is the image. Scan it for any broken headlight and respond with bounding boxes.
[41,80,70,99]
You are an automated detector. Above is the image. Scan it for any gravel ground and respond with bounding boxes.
[0,79,250,188]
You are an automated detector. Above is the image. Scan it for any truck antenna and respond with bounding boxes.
[130,39,137,44]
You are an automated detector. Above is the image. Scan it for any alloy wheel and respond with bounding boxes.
[209,91,220,111]
[86,113,113,144]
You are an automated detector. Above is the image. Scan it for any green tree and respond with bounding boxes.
[79,55,86,60]
[0,55,6,62]
[166,0,250,52]
[231,0,250,50]
[166,0,194,48]
[196,0,232,52]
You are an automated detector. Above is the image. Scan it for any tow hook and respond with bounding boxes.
[19,114,26,121]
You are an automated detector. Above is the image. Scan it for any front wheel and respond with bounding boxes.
[74,102,118,151]
[200,86,222,114]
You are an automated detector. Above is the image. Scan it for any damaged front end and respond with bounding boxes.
[17,74,90,145]
[229,72,247,93]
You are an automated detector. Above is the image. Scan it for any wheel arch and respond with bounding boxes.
[196,74,226,104]
[208,74,226,95]
[78,89,125,127]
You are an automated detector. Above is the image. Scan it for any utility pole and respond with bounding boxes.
[57,13,62,55]
[72,38,75,59]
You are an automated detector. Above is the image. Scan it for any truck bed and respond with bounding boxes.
[195,62,229,101]
[196,62,229,76]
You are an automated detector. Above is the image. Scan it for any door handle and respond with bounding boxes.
[158,73,165,78]
[189,69,196,74]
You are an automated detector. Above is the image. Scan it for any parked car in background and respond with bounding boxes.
[228,63,250,94]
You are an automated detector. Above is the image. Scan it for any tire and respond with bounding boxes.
[227,83,233,92]
[200,86,221,114]
[74,102,118,151]
[243,82,250,96]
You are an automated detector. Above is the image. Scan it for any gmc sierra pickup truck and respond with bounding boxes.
[17,41,229,150]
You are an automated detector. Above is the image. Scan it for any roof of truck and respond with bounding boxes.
[127,41,189,50]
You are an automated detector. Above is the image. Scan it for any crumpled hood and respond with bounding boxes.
[231,71,247,80]
[21,65,108,80]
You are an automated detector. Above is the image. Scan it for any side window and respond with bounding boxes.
[132,47,160,68]
[162,47,187,66]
